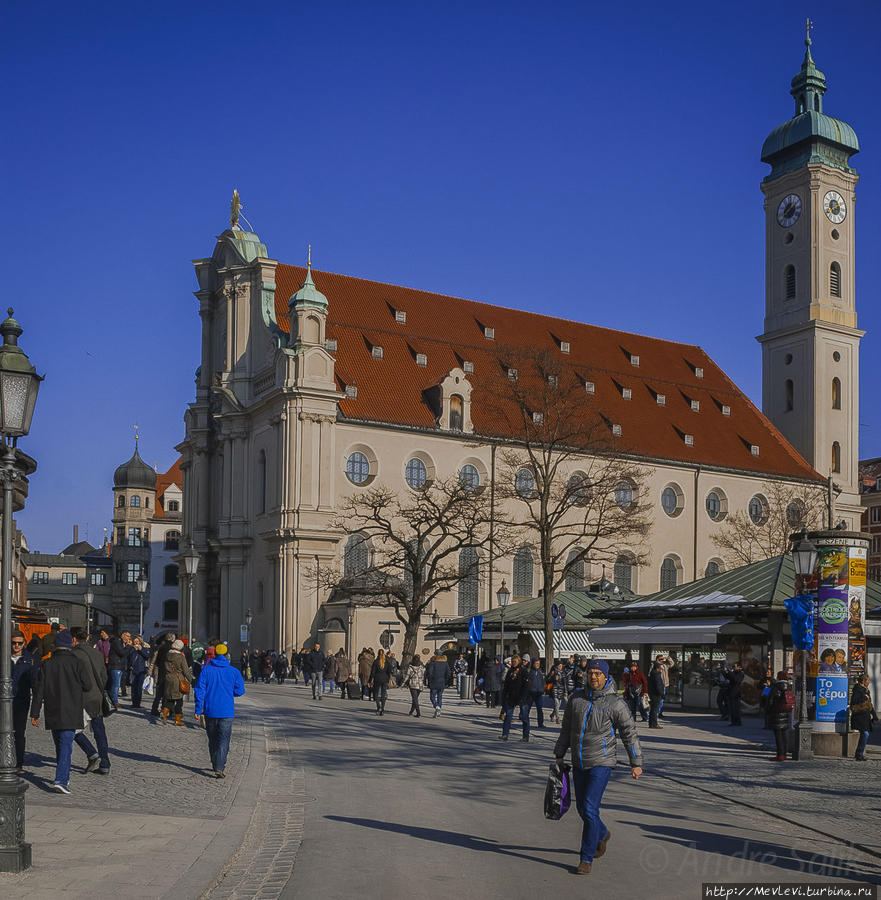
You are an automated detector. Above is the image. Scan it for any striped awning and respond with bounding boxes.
[528,630,628,659]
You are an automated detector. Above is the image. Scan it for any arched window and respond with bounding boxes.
[458,547,479,616]
[164,564,179,586]
[405,457,427,490]
[660,557,680,591]
[344,535,368,576]
[705,560,723,578]
[613,554,634,592]
[162,599,179,621]
[515,468,536,499]
[118,495,125,508]
[164,530,180,551]
[449,395,464,432]
[565,549,585,591]
[832,441,841,473]
[258,450,266,514]
[512,547,534,598]
[130,495,141,508]
[830,261,842,298]
[460,464,480,492]
[785,378,794,412]
[784,265,796,301]
[749,495,769,526]
[832,377,841,410]
[615,480,633,509]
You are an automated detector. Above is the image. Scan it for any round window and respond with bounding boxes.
[615,481,633,510]
[661,486,681,517]
[705,490,725,521]
[833,351,841,362]
[748,495,769,526]
[405,457,427,490]
[515,468,536,499]
[346,451,370,485]
[460,464,480,492]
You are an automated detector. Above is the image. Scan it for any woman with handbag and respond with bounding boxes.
[163,639,192,726]
[402,654,425,717]
[766,671,795,761]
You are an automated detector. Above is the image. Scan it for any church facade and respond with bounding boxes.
[177,39,863,654]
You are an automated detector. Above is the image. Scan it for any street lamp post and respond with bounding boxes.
[431,610,439,653]
[0,308,41,872]
[245,607,253,662]
[790,529,819,761]
[84,589,94,636]
[180,547,199,643]
[497,580,510,659]
[136,574,148,638]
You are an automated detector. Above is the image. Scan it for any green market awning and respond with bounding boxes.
[589,617,735,646]
[528,629,628,659]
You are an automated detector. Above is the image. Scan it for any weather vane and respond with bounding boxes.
[307,243,312,270]
[805,16,814,43]
[230,189,241,229]
[134,423,140,445]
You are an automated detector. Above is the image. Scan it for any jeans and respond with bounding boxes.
[205,717,234,772]
[572,765,612,862]
[108,669,124,706]
[523,693,544,728]
[312,676,322,699]
[374,683,387,710]
[658,695,666,717]
[74,716,110,768]
[627,695,648,722]
[325,678,336,694]
[501,704,529,738]
[649,696,661,727]
[13,703,28,767]
[729,696,742,726]
[51,729,75,788]
[455,672,465,692]
[131,672,146,708]
[409,688,421,715]
[429,688,444,709]
[856,729,870,759]
[150,673,166,716]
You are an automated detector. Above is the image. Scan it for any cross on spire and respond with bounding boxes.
[805,16,814,44]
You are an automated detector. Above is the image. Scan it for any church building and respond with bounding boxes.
[177,37,862,654]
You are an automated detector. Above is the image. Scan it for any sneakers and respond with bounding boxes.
[85,756,100,774]
[595,829,611,858]
[98,766,111,775]
[51,783,71,795]
[521,736,530,743]
[499,735,508,741]
[433,708,439,718]
[214,770,226,779]
[573,861,592,875]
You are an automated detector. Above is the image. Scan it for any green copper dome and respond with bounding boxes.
[113,445,157,490]
[289,249,328,311]
[761,37,858,180]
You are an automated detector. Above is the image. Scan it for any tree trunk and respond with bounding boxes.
[543,563,555,674]
[401,618,421,669]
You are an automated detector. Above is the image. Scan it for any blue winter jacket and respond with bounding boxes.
[193,656,245,718]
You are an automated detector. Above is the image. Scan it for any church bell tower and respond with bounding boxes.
[757,27,863,528]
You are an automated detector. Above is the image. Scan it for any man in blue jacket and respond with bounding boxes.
[193,643,246,778]
[554,658,643,876]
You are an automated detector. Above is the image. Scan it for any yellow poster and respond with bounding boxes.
[849,547,867,587]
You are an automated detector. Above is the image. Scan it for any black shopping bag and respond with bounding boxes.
[543,762,572,820]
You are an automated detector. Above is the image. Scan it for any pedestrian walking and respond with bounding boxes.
[11,629,36,772]
[716,663,731,720]
[453,653,468,692]
[425,652,451,717]
[403,655,425,716]
[274,651,290,685]
[851,674,876,761]
[554,658,643,875]
[766,671,795,761]
[370,649,392,715]
[193,642,246,778]
[334,649,353,698]
[127,636,150,709]
[163,639,192,726]
[622,662,649,722]
[654,654,675,719]
[29,629,94,794]
[149,632,175,718]
[323,651,337,694]
[647,659,664,728]
[248,648,261,684]
[523,657,547,730]
[727,662,744,726]
[70,628,113,774]
[572,657,589,692]
[358,648,375,700]
[305,643,326,700]
[548,660,569,724]
[499,655,529,741]
[482,655,502,709]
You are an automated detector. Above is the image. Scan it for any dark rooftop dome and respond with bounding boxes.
[113,445,156,490]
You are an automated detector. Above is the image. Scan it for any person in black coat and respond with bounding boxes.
[29,630,93,793]
[500,656,530,741]
[851,675,876,761]
[425,653,452,716]
[127,636,151,708]
[727,663,745,726]
[11,629,36,771]
[766,671,795,761]
[149,633,175,717]
[482,656,502,708]
[369,649,393,715]
[647,661,665,728]
[305,643,326,700]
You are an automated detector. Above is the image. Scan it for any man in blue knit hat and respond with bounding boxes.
[554,658,643,875]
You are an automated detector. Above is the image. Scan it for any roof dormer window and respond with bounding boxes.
[372,346,384,359]
[325,338,338,352]
[484,326,495,340]
[395,310,407,324]
[630,354,640,367]
[560,341,570,354]
[690,399,700,412]
[463,361,474,374]
[721,405,731,416]
[750,444,760,456]
[345,385,358,399]
[622,387,632,400]
[695,367,704,379]
[585,381,595,394]
[508,367,518,381]
[416,353,427,367]
[684,434,694,446]
[532,412,543,425]
[611,423,622,436]
[656,394,666,406]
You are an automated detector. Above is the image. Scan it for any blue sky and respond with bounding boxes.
[6,0,880,552]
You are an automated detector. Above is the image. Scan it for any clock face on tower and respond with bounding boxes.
[776,194,802,228]
[823,190,847,224]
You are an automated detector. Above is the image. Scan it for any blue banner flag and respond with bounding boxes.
[468,615,484,645]
[784,594,815,650]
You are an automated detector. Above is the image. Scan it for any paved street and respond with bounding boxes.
[2,681,880,899]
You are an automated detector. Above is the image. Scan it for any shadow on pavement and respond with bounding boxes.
[324,815,574,871]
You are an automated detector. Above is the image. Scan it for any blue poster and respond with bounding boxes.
[815,673,848,724]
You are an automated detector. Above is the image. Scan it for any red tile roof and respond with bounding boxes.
[154,458,183,519]
[274,265,821,482]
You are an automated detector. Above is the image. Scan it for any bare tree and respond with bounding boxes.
[710,479,827,568]
[322,477,502,666]
[490,347,652,671]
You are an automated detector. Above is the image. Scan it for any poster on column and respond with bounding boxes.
[815,546,850,731]
[848,546,867,641]
[816,673,849,725]
[816,633,848,674]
